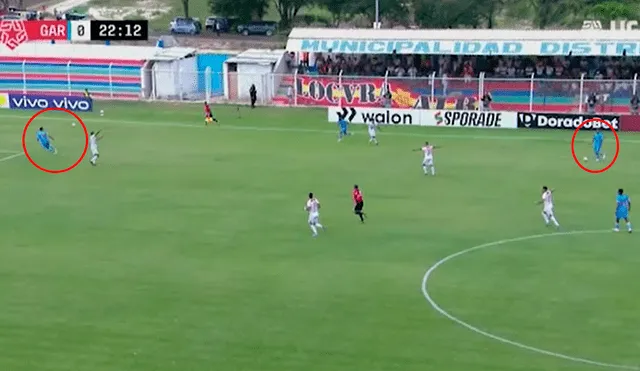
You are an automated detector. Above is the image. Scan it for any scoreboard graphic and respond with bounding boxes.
[0,20,148,50]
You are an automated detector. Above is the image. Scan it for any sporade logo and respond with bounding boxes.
[518,113,619,131]
[435,111,503,127]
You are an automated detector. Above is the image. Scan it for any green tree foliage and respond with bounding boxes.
[587,1,640,24]
[205,0,640,29]
[182,0,189,17]
[316,0,356,26]
[412,0,481,28]
[274,0,306,27]
[208,0,269,21]
[476,0,506,28]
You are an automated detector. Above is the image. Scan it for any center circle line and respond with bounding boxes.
[421,229,639,370]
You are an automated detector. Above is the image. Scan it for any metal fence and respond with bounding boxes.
[3,66,639,114]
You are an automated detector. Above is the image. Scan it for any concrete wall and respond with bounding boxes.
[196,53,232,97]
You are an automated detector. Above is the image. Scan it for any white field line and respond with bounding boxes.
[0,113,638,144]
[422,229,640,370]
[0,152,24,163]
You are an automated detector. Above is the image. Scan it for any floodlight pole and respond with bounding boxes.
[375,0,379,27]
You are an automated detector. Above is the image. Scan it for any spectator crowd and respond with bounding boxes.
[305,53,640,81]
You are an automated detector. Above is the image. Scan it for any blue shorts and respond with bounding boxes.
[340,127,348,135]
[616,210,629,220]
[39,140,50,150]
[593,145,601,153]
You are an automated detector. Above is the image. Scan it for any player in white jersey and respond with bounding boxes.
[89,130,102,166]
[537,186,560,229]
[304,192,324,237]
[367,122,379,145]
[413,141,436,175]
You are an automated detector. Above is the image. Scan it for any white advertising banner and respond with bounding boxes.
[328,107,419,126]
[327,107,517,129]
[424,110,517,128]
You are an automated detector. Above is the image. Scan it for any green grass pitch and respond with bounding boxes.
[0,102,639,371]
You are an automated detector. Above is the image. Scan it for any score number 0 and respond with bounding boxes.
[70,20,92,42]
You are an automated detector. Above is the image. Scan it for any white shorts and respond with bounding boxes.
[91,146,99,156]
[543,206,554,217]
[308,212,319,224]
[422,157,433,166]
[368,129,376,138]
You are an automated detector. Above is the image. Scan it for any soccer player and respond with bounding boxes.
[338,117,350,142]
[36,127,57,154]
[204,101,218,125]
[367,122,379,145]
[413,141,436,175]
[592,129,605,161]
[89,130,102,166]
[305,192,324,237]
[614,188,632,233]
[352,185,365,223]
[537,186,560,229]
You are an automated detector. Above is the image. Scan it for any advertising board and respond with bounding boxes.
[517,112,619,131]
[328,107,517,128]
[5,94,93,112]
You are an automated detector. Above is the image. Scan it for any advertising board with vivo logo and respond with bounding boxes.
[8,94,93,112]
[434,111,515,128]
[517,112,619,131]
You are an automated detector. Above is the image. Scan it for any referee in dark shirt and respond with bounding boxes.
[352,185,365,223]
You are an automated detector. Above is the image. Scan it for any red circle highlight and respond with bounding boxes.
[570,118,620,174]
[21,108,89,174]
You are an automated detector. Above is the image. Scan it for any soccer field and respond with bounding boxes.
[1,102,639,371]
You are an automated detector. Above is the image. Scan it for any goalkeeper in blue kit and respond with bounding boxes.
[36,127,57,154]
[592,129,604,161]
[337,117,350,142]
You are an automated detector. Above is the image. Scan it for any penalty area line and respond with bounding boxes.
[0,152,24,163]
[2,113,640,144]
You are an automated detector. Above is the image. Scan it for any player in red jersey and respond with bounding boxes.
[204,101,218,125]
[352,185,366,223]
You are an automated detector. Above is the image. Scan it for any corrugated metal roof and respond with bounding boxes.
[225,48,284,64]
[288,27,640,41]
[0,42,197,61]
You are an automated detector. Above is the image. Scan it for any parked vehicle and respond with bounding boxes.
[0,13,20,20]
[169,17,202,35]
[236,21,277,36]
[57,11,87,20]
[5,8,39,20]
[205,16,237,33]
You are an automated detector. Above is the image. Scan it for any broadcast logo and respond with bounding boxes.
[0,20,28,50]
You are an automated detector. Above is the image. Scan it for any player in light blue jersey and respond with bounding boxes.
[337,117,350,142]
[614,188,632,233]
[36,127,57,154]
[592,129,604,161]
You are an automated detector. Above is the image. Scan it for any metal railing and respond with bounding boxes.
[2,62,638,114]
